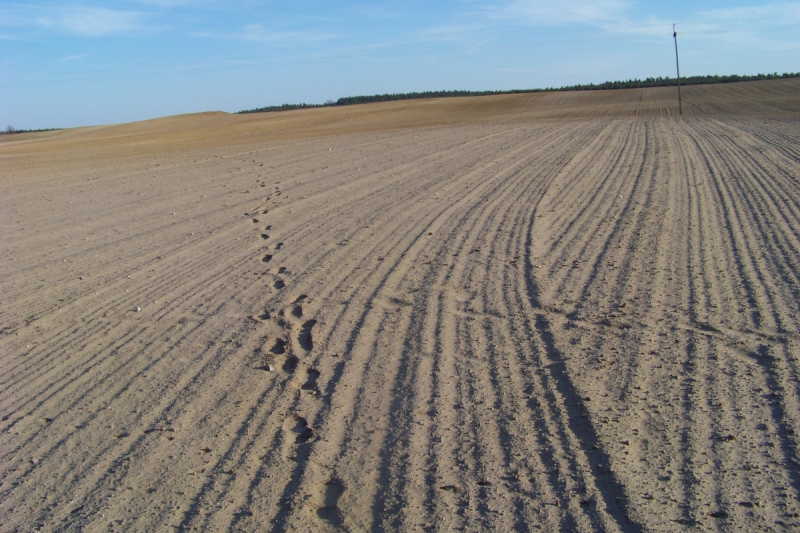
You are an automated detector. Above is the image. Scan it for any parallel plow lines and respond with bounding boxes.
[2,115,799,531]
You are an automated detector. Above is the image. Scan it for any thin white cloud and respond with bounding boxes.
[696,2,800,25]
[0,5,155,37]
[197,24,338,43]
[132,0,214,6]
[476,0,800,48]
[491,0,631,26]
[419,23,482,38]
[61,52,89,60]
[47,8,152,36]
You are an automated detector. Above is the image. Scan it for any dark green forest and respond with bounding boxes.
[1,126,62,135]
[236,72,800,114]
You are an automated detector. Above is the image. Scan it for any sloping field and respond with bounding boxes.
[1,80,800,531]
[2,77,798,161]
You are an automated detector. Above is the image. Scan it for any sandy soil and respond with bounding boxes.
[2,79,800,532]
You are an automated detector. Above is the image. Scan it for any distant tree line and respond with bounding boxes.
[1,125,63,135]
[236,72,800,114]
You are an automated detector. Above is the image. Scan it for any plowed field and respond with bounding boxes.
[2,79,800,531]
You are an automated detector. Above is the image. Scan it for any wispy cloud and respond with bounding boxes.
[196,24,338,43]
[418,23,482,38]
[479,0,800,42]
[0,5,156,37]
[131,0,216,6]
[61,52,89,61]
[696,2,800,26]
[489,0,631,26]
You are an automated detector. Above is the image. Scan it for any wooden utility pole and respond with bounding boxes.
[673,24,682,115]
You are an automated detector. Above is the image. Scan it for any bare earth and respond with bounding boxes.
[2,79,800,532]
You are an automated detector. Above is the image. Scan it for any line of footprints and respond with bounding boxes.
[243,177,347,513]
[245,208,321,397]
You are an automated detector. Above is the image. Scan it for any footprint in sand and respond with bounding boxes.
[298,319,316,351]
[282,354,299,373]
[270,338,287,354]
[274,279,285,289]
[282,416,314,460]
[262,254,273,263]
[291,417,313,444]
[275,242,284,250]
[301,367,321,394]
[315,478,346,525]
[261,234,270,240]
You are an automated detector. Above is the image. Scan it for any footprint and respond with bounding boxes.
[316,478,346,525]
[292,305,303,318]
[261,234,270,240]
[302,367,320,393]
[275,242,284,250]
[270,338,287,354]
[262,254,273,263]
[283,416,314,446]
[282,355,299,373]
[265,225,272,230]
[274,279,285,289]
[278,267,288,274]
[257,312,271,320]
[299,320,316,351]
[252,218,260,223]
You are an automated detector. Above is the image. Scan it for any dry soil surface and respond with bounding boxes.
[2,79,800,532]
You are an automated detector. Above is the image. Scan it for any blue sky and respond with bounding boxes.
[2,1,799,129]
